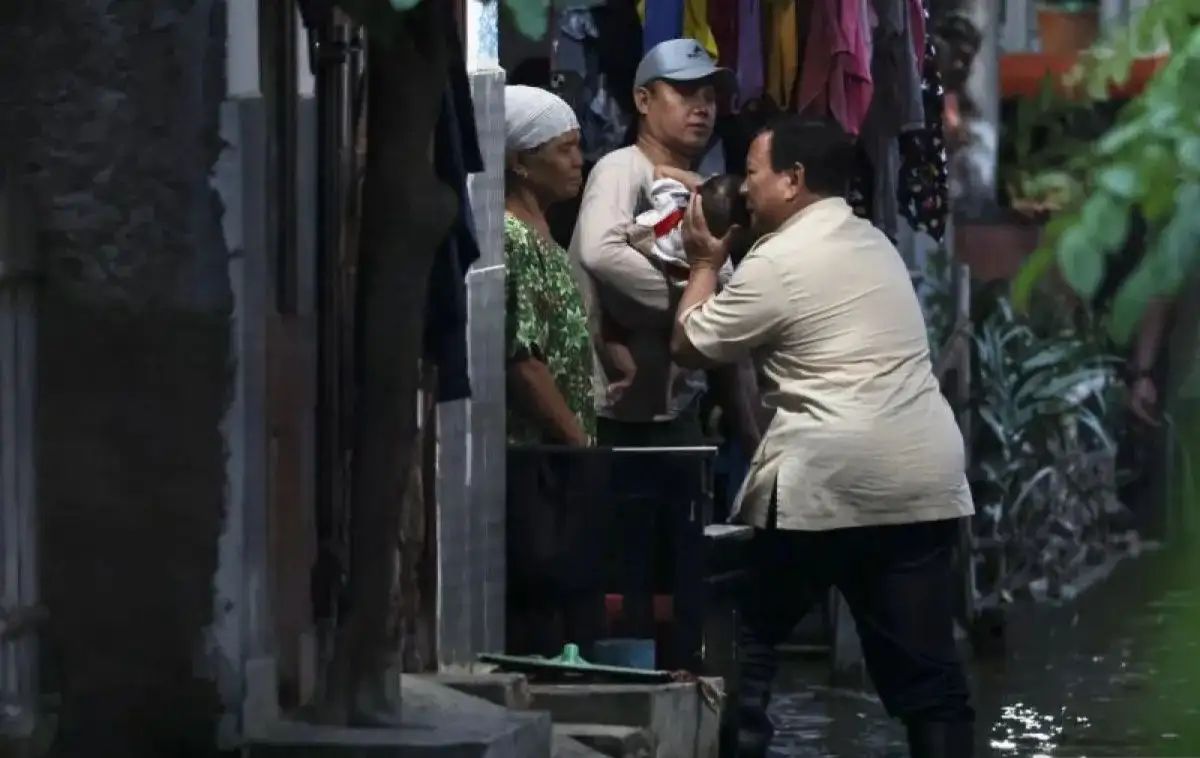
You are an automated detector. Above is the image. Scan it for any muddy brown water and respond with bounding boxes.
[765,551,1200,757]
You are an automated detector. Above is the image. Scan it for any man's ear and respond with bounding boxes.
[784,162,805,201]
[634,85,652,117]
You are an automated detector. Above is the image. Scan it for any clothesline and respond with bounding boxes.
[542,0,951,242]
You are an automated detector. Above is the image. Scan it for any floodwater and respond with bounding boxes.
[766,552,1200,757]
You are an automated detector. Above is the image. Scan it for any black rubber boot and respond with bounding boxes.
[905,720,975,758]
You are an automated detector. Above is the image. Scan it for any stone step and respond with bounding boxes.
[528,682,722,758]
[554,723,653,758]
[247,676,552,757]
[424,672,533,710]
[553,733,608,758]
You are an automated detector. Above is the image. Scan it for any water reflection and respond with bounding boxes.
[766,553,1199,756]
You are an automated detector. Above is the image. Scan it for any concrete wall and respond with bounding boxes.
[436,67,508,668]
[0,2,235,754]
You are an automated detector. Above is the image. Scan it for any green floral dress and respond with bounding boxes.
[505,214,596,445]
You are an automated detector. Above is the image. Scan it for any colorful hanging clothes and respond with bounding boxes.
[638,0,719,59]
[684,0,722,59]
[796,0,874,135]
[898,5,949,242]
[765,0,798,108]
[736,0,766,105]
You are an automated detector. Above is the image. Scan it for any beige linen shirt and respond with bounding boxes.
[569,146,706,422]
[681,197,974,530]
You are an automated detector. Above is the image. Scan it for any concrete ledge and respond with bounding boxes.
[552,734,607,757]
[424,673,532,710]
[247,677,551,757]
[529,682,721,758]
[554,723,653,758]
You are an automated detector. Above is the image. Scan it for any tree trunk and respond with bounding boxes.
[319,0,456,723]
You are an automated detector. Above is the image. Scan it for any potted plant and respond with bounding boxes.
[1036,0,1101,56]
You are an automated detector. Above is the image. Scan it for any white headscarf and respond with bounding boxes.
[504,85,580,153]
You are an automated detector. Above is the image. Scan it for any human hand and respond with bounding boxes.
[1128,375,1161,427]
[654,165,704,192]
[681,194,735,271]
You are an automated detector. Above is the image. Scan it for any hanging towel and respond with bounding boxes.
[709,0,740,69]
[639,0,720,58]
[639,0,684,52]
[796,0,874,135]
[684,0,721,59]
[736,0,765,105]
[765,0,797,108]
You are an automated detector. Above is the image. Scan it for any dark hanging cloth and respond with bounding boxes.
[709,0,740,69]
[425,16,484,402]
[848,143,875,224]
[897,0,949,241]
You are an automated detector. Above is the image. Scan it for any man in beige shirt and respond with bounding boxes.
[672,117,975,758]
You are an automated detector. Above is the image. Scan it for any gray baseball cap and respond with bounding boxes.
[634,38,736,95]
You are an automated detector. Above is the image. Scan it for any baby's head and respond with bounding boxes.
[699,175,752,261]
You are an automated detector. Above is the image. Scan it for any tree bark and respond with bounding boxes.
[319,0,456,723]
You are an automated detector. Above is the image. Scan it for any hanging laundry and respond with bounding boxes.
[709,0,740,69]
[639,0,684,52]
[796,0,873,135]
[853,0,925,237]
[638,0,719,58]
[765,0,798,108]
[736,0,765,106]
[898,4,949,242]
[554,4,633,162]
[684,0,721,59]
[426,11,484,401]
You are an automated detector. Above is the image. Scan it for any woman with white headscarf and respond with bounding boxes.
[503,85,592,446]
[504,86,608,659]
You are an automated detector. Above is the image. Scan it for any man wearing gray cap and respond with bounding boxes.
[567,39,736,637]
[569,38,736,444]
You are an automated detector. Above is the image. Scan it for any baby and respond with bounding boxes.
[601,174,751,403]
[626,175,745,283]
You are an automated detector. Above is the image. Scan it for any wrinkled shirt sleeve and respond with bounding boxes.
[573,158,673,327]
[681,253,788,363]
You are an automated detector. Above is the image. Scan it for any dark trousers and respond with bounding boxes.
[506,450,611,658]
[737,519,974,754]
[597,413,704,637]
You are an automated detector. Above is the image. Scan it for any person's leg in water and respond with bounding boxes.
[836,519,975,758]
[735,528,828,757]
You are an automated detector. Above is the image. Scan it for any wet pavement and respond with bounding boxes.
[765,551,1200,757]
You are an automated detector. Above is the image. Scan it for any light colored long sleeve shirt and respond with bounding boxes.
[569,145,706,422]
[681,197,974,530]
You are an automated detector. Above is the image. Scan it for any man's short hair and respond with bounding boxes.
[761,117,855,198]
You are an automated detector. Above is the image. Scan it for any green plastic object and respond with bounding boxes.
[479,644,673,683]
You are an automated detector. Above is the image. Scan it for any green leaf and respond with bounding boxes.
[1108,262,1160,344]
[1057,226,1106,298]
[1097,164,1144,199]
[1012,245,1057,313]
[1180,138,1200,174]
[1097,121,1145,156]
[1079,192,1130,253]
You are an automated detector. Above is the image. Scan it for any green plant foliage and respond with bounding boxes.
[970,296,1123,556]
[1013,2,1200,344]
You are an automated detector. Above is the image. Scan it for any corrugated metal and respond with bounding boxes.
[436,67,507,667]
